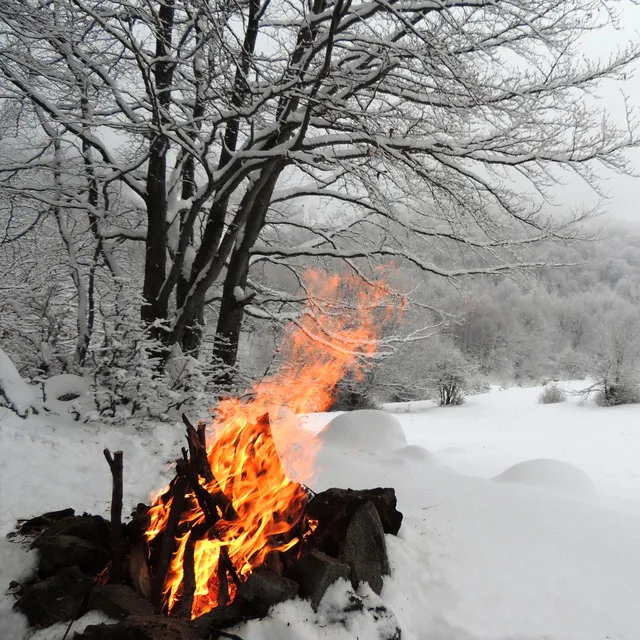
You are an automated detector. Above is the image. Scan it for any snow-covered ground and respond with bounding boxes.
[3,382,640,639]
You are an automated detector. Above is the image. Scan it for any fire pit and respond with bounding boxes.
[8,273,405,639]
[10,416,403,639]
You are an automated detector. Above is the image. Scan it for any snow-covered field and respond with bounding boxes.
[3,382,640,640]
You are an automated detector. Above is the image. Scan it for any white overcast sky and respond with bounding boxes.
[569,2,640,224]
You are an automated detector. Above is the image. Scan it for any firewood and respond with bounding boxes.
[217,548,230,607]
[179,530,197,619]
[265,550,283,576]
[177,459,238,523]
[128,540,152,599]
[220,546,240,587]
[151,468,188,612]
[103,449,124,584]
[182,413,214,483]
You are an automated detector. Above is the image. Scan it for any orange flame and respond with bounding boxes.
[145,270,401,618]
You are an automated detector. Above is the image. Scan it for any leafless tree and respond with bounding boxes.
[0,0,638,386]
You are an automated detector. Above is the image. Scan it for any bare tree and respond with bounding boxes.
[0,0,638,386]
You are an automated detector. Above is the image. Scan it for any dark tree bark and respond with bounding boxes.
[141,0,176,338]
[210,167,282,390]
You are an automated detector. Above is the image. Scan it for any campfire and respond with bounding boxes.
[10,271,405,640]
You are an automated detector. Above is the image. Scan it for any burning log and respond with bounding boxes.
[181,415,238,521]
[129,540,152,599]
[264,550,283,576]
[150,471,188,611]
[103,449,123,584]
[217,551,230,608]
[179,530,198,619]
[182,414,214,483]
[220,546,240,587]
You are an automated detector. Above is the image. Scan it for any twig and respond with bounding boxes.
[103,449,123,584]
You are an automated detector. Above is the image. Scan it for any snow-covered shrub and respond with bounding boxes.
[435,368,466,406]
[424,340,473,406]
[595,383,640,407]
[0,347,42,417]
[164,345,209,413]
[539,383,566,404]
[0,283,75,378]
[88,302,168,422]
[465,375,491,396]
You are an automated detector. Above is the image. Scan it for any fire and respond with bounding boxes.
[145,270,400,618]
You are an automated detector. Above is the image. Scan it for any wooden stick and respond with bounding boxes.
[220,545,240,587]
[217,548,230,607]
[103,449,123,584]
[265,550,283,576]
[182,413,214,482]
[151,468,188,612]
[179,530,197,618]
[177,459,238,523]
[179,521,210,618]
[129,540,152,599]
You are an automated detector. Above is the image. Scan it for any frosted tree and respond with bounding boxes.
[1,0,639,389]
[585,305,640,405]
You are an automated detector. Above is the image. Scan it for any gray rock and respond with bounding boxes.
[76,615,203,640]
[192,601,251,633]
[18,508,76,535]
[237,569,299,616]
[72,624,147,640]
[306,487,403,539]
[33,515,110,547]
[36,534,109,578]
[339,501,390,594]
[289,549,351,611]
[15,565,93,627]
[87,584,155,619]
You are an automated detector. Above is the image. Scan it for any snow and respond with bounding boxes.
[5,382,640,639]
[235,581,400,640]
[318,409,408,452]
[0,348,41,417]
[493,458,597,499]
[43,374,90,418]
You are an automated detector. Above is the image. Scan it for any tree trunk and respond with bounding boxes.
[141,0,175,340]
[177,153,203,356]
[210,170,280,390]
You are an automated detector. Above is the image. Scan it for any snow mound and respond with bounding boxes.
[318,410,408,452]
[394,445,435,464]
[44,374,89,417]
[0,348,41,417]
[494,459,597,499]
